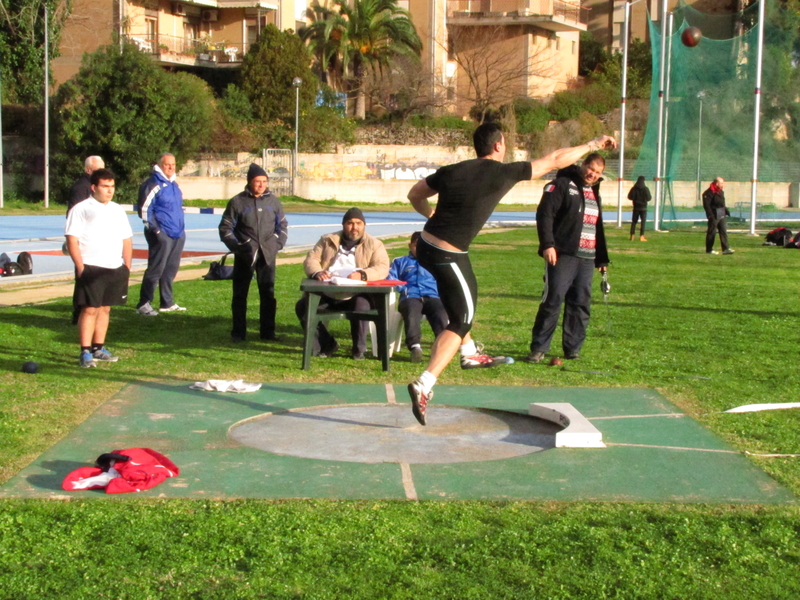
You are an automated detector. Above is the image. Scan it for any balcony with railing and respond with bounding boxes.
[447,0,588,31]
[127,34,250,67]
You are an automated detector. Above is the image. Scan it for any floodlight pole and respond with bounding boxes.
[660,12,675,226]
[696,92,704,204]
[43,6,50,208]
[749,0,766,235]
[617,1,633,228]
[0,63,4,209]
[653,2,669,232]
[292,77,302,196]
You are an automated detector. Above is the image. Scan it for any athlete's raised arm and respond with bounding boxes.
[529,135,617,180]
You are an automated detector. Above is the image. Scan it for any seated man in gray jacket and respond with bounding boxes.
[219,163,288,342]
[295,208,390,360]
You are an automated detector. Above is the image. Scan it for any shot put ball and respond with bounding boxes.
[681,27,702,47]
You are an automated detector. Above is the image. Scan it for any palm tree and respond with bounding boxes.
[301,0,422,119]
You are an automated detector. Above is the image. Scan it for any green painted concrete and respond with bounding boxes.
[1,382,795,504]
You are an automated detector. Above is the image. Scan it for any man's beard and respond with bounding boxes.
[341,231,362,250]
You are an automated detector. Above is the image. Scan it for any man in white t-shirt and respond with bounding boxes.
[65,168,134,368]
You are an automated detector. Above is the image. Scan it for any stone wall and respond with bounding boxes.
[177,146,796,208]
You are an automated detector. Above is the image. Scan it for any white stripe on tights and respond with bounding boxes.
[448,263,474,325]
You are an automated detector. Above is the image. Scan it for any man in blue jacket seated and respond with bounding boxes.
[389,232,449,363]
[136,153,186,316]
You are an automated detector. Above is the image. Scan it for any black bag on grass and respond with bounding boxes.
[765,227,793,246]
[203,253,234,280]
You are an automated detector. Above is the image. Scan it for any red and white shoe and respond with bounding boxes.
[407,380,432,426]
[461,352,509,369]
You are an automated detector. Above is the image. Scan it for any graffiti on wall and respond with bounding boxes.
[180,153,444,181]
[298,160,441,181]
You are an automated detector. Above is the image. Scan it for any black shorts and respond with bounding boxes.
[416,237,476,338]
[74,264,130,308]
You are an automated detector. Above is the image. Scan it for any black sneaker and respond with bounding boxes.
[564,352,580,360]
[316,341,340,358]
[410,347,423,363]
[408,380,431,426]
[352,351,365,360]
[523,351,546,364]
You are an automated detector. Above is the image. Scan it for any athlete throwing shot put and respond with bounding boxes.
[406,123,616,425]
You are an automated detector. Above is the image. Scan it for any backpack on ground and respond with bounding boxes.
[16,252,33,275]
[202,253,234,280]
[764,227,793,246]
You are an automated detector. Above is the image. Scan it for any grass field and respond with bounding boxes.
[1,225,799,598]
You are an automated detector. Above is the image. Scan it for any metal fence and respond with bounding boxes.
[263,149,293,197]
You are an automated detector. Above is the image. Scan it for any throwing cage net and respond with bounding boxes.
[633,0,800,228]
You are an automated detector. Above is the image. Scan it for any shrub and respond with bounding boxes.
[52,42,213,203]
[514,98,551,134]
[548,83,619,122]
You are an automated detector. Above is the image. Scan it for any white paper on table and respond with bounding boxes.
[329,276,367,286]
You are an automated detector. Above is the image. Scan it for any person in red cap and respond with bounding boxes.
[219,163,288,342]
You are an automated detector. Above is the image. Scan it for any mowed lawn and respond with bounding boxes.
[1,225,799,599]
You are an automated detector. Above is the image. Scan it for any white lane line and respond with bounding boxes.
[385,383,396,405]
[607,443,738,454]
[589,413,685,420]
[400,463,418,500]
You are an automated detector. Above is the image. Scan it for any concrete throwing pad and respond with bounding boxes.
[230,405,560,464]
[1,382,795,503]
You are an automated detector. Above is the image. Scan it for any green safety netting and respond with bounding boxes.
[633,0,800,221]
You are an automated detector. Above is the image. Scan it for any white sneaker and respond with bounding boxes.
[137,302,159,316]
[159,304,187,312]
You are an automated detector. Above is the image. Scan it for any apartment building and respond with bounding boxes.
[407,0,588,115]
[53,0,306,86]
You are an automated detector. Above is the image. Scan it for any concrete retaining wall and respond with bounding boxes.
[179,175,795,208]
[177,146,795,207]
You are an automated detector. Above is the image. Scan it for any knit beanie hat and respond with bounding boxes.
[342,207,365,224]
[247,163,268,182]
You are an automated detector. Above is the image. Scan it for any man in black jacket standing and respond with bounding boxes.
[219,164,288,342]
[525,153,610,364]
[702,177,733,255]
[627,175,651,241]
[66,156,105,215]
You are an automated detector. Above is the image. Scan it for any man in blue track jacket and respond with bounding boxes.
[136,153,186,316]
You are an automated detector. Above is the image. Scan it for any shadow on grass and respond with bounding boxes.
[27,460,93,491]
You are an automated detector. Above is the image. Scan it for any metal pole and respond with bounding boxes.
[0,61,4,208]
[44,6,50,208]
[660,12,674,228]
[749,0,766,235]
[696,92,704,203]
[292,77,302,196]
[653,1,669,232]
[617,1,632,228]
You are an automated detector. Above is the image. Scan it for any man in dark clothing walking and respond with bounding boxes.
[525,154,610,364]
[627,175,651,241]
[219,163,288,342]
[702,177,734,255]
